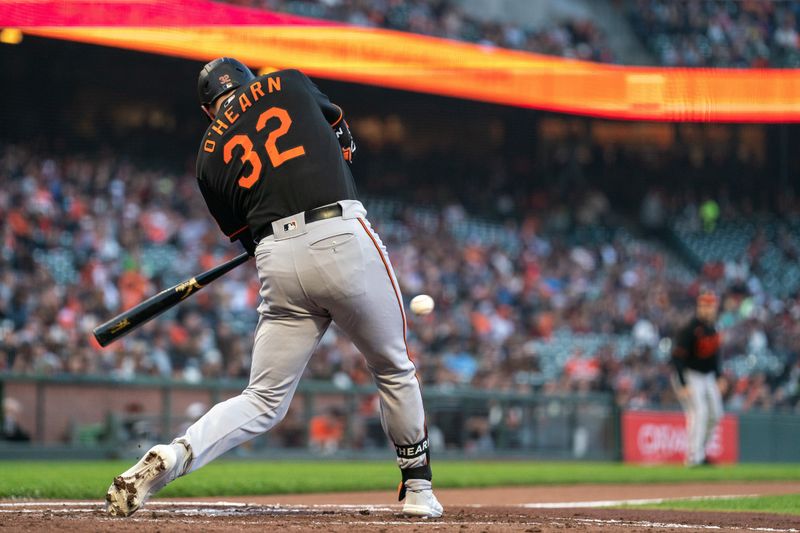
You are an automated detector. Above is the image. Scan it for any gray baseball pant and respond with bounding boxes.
[182,200,427,471]
[674,369,723,465]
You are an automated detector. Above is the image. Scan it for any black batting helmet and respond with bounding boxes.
[197,57,255,106]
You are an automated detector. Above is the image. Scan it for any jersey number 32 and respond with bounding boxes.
[223,106,306,189]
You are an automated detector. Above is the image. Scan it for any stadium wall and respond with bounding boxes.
[0,375,618,460]
[2,376,799,462]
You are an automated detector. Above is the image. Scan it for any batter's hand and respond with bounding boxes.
[334,120,356,164]
[717,377,728,395]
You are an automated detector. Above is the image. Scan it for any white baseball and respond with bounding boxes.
[410,294,435,315]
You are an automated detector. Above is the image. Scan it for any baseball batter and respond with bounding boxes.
[106,58,442,518]
[671,291,726,467]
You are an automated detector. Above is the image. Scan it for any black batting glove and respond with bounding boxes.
[334,120,356,164]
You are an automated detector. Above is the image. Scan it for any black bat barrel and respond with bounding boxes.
[92,253,250,347]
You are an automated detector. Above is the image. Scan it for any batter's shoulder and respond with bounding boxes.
[260,68,304,80]
[278,68,307,77]
[255,69,314,92]
[275,68,318,86]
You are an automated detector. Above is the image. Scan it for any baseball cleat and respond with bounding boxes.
[401,480,443,518]
[105,440,192,517]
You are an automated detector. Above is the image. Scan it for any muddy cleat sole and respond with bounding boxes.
[106,444,186,517]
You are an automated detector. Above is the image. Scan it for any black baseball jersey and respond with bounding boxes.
[196,69,358,242]
[671,317,722,386]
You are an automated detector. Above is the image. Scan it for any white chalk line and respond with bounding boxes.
[0,501,396,515]
[520,493,761,508]
[1,499,797,532]
[572,518,798,532]
[111,517,799,532]
[0,501,392,509]
[95,517,800,532]
[0,501,250,507]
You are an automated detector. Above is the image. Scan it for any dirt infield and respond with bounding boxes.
[2,482,798,532]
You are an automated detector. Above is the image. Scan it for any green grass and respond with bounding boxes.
[0,460,798,500]
[626,493,800,516]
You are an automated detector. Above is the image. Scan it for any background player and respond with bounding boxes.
[105,58,442,519]
[671,291,727,467]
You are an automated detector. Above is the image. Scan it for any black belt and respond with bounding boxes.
[259,203,343,240]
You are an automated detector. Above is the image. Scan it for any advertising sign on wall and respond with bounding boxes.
[622,410,738,464]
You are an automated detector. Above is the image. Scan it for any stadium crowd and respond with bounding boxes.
[1,142,798,416]
[627,0,800,67]
[217,0,615,62]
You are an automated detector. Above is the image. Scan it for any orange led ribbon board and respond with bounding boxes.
[4,0,800,122]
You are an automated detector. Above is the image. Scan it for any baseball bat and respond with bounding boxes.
[93,252,251,347]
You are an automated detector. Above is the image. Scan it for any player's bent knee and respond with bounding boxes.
[371,365,418,387]
[242,387,291,420]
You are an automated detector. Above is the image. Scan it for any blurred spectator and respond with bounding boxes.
[2,397,31,442]
[564,349,600,386]
[309,407,346,454]
[699,198,720,233]
[119,402,155,445]
[627,0,800,67]
[640,188,667,232]
[464,414,494,453]
[632,317,659,349]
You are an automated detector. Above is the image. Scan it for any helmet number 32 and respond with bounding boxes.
[223,106,306,189]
